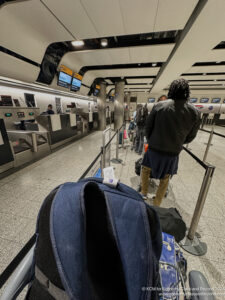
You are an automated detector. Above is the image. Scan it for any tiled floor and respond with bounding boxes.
[0,125,225,299]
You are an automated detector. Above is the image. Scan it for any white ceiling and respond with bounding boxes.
[152,0,225,93]
[127,79,153,84]
[83,68,160,86]
[0,0,73,63]
[42,0,197,39]
[185,65,225,73]
[60,44,174,73]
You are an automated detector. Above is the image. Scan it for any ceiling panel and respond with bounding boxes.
[187,65,225,73]
[107,48,130,64]
[88,67,160,77]
[81,0,125,37]
[125,85,152,89]
[154,0,198,31]
[129,44,175,63]
[83,68,159,85]
[151,0,225,93]
[199,49,225,62]
[0,52,40,83]
[0,0,73,63]
[119,0,157,35]
[42,0,98,39]
[181,75,225,80]
[127,78,153,84]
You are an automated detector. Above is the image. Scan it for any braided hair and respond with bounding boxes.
[168,79,190,101]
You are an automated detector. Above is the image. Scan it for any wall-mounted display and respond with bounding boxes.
[71,73,83,92]
[57,65,73,88]
[0,95,13,106]
[189,98,197,103]
[200,98,209,103]
[93,85,100,96]
[211,98,221,103]
[148,98,155,103]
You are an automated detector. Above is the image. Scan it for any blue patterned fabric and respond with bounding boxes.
[142,148,179,179]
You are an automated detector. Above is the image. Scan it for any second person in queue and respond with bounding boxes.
[135,104,148,155]
[140,79,201,206]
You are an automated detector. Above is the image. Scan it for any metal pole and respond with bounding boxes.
[203,128,214,162]
[111,129,123,164]
[122,124,125,149]
[31,133,38,153]
[109,129,111,166]
[188,166,215,240]
[116,129,119,160]
[180,165,215,256]
[100,147,104,177]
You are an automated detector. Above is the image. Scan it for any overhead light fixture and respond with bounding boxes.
[152,63,157,67]
[216,61,221,63]
[138,63,141,66]
[72,40,84,47]
[214,79,217,81]
[203,73,206,75]
[101,39,108,47]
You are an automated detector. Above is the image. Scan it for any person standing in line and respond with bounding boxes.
[46,104,55,115]
[135,104,148,155]
[140,79,200,205]
[157,95,168,102]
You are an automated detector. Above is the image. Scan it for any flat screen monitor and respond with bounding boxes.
[211,98,221,103]
[93,85,100,96]
[200,98,209,103]
[0,95,13,106]
[189,98,197,103]
[71,78,81,91]
[148,98,155,103]
[109,95,114,101]
[58,71,72,88]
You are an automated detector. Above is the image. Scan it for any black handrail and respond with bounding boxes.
[200,128,225,138]
[182,146,209,169]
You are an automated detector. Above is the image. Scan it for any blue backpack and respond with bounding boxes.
[26,178,162,300]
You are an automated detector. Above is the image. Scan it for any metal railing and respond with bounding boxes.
[180,146,216,256]
[0,124,126,295]
[199,127,225,162]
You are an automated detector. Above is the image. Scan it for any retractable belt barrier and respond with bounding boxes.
[180,146,216,256]
[0,124,125,289]
[199,127,225,163]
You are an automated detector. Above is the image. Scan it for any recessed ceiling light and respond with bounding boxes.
[216,61,221,63]
[203,73,206,75]
[71,40,84,47]
[214,79,217,81]
[152,63,157,67]
[138,63,141,66]
[101,39,108,47]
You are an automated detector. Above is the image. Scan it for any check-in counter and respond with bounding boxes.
[0,119,14,174]
[36,114,81,149]
[6,130,50,167]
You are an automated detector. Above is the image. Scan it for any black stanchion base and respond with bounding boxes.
[111,158,123,164]
[180,234,207,256]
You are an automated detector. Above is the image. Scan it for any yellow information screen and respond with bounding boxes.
[74,73,83,81]
[59,65,73,76]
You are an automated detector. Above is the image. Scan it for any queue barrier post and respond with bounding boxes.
[203,127,214,162]
[111,125,123,164]
[180,165,215,256]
